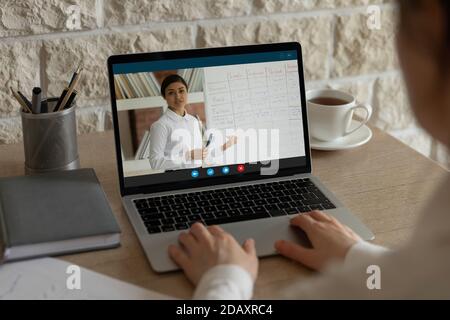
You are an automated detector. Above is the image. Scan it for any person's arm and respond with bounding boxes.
[192,239,388,300]
[221,136,237,152]
[343,240,389,268]
[271,211,450,299]
[172,180,450,300]
[148,122,187,170]
[193,265,254,300]
[204,135,237,166]
[170,211,390,300]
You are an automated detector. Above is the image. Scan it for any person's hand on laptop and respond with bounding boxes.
[274,211,361,271]
[169,222,258,285]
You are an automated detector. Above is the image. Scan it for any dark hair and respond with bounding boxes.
[160,74,188,98]
[399,0,450,46]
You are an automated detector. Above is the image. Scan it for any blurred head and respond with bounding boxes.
[397,0,450,147]
[161,74,189,112]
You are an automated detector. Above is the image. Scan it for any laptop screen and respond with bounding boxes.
[108,43,311,195]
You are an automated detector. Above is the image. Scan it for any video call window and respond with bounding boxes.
[114,52,306,178]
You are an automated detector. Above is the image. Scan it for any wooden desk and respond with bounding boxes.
[0,128,447,299]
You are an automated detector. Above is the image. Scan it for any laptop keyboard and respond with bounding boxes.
[133,178,336,234]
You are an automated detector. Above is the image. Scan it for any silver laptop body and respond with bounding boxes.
[108,43,374,272]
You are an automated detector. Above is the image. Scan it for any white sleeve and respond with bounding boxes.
[344,241,390,268]
[193,265,254,300]
[148,122,186,170]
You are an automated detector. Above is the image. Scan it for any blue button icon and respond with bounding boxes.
[206,168,215,176]
[222,166,230,175]
[191,170,199,178]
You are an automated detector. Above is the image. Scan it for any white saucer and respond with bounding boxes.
[310,120,373,151]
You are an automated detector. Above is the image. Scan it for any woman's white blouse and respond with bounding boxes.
[149,109,203,170]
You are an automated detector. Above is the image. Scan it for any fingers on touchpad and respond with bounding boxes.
[288,225,313,248]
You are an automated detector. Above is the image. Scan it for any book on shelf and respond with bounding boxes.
[127,74,142,98]
[116,74,133,99]
[148,73,161,95]
[114,69,204,100]
[114,78,124,100]
[134,130,151,160]
[138,73,153,96]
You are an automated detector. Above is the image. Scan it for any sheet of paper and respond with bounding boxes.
[0,257,172,300]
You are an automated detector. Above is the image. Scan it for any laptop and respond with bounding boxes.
[107,42,374,272]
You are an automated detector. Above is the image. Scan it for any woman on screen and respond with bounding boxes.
[149,74,237,171]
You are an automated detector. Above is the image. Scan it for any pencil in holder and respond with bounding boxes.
[20,98,80,175]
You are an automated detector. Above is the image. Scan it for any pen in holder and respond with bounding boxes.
[20,98,80,175]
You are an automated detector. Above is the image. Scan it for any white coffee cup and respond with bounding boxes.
[306,89,373,142]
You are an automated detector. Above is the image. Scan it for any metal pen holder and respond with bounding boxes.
[20,98,80,175]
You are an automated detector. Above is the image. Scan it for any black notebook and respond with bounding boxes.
[0,168,121,263]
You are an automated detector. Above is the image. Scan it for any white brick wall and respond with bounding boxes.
[0,0,448,169]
